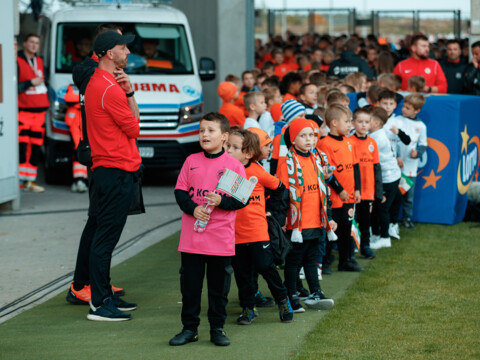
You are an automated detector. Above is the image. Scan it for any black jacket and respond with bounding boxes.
[440,59,468,94]
[464,63,480,96]
[326,50,374,79]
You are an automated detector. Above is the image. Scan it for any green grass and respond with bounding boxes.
[0,223,478,359]
[294,222,480,360]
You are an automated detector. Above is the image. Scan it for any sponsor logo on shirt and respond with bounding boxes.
[425,68,431,74]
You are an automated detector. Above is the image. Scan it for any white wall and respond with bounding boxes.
[0,0,19,209]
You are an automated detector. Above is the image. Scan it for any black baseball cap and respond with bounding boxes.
[94,31,135,58]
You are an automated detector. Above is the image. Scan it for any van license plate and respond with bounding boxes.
[139,147,154,158]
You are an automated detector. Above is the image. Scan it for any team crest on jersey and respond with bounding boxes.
[425,67,431,74]
[249,176,258,185]
[368,144,374,152]
[456,72,462,79]
[348,144,352,151]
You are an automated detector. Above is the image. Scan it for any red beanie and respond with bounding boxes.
[289,118,314,141]
[270,103,283,122]
[217,81,237,102]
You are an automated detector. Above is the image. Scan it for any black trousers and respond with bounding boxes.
[89,167,135,306]
[232,241,287,309]
[371,179,401,238]
[356,200,372,249]
[284,238,320,297]
[331,203,355,265]
[180,252,233,331]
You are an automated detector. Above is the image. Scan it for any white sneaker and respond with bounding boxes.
[23,181,45,193]
[379,237,392,248]
[370,235,381,249]
[299,267,305,280]
[76,180,88,193]
[389,223,400,240]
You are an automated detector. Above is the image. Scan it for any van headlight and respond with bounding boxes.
[179,102,204,124]
[52,100,67,121]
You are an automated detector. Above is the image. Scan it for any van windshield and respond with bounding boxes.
[55,22,194,75]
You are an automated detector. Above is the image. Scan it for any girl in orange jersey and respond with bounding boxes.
[225,127,293,325]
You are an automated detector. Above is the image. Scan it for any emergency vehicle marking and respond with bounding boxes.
[133,83,180,93]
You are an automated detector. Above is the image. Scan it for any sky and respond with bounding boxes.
[255,0,471,17]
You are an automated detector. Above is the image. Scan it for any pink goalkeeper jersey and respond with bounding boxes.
[175,151,246,256]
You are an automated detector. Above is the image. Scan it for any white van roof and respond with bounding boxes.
[48,3,187,24]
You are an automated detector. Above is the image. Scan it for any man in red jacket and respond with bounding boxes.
[393,34,447,93]
[17,34,50,192]
[84,31,142,322]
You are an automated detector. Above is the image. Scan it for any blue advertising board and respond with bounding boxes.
[349,94,480,225]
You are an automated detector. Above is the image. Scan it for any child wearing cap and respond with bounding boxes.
[277,118,335,313]
[225,127,293,325]
[218,81,245,127]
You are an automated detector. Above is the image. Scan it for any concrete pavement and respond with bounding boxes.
[0,169,182,323]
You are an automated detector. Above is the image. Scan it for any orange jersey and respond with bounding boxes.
[282,93,297,103]
[235,162,280,244]
[318,134,358,208]
[277,151,322,230]
[219,102,245,127]
[275,63,291,80]
[349,134,379,201]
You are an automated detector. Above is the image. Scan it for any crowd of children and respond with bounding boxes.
[170,34,431,347]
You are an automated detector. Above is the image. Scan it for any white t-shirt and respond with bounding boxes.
[244,117,261,130]
[383,114,407,158]
[369,128,401,184]
[258,111,275,139]
[396,116,427,177]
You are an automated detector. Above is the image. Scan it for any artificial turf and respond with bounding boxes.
[0,223,477,359]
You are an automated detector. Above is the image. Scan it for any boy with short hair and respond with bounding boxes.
[298,83,318,114]
[170,112,247,347]
[281,72,303,102]
[325,91,350,108]
[318,104,363,272]
[396,93,427,229]
[243,91,267,130]
[407,76,426,93]
[259,86,283,139]
[349,107,383,259]
[369,107,402,249]
[277,118,335,312]
[344,72,367,92]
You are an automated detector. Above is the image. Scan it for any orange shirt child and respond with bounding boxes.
[218,81,245,127]
[349,134,380,201]
[318,134,359,208]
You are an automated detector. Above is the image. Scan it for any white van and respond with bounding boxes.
[39,1,215,182]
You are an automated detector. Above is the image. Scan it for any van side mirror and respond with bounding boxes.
[199,57,216,81]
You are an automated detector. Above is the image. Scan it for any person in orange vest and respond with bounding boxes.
[64,84,88,192]
[17,33,50,192]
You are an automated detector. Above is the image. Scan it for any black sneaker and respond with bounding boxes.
[304,291,335,310]
[254,290,274,307]
[237,307,255,325]
[112,295,137,311]
[169,329,198,346]
[289,294,305,313]
[210,328,230,346]
[297,287,310,300]
[86,297,131,321]
[361,246,376,259]
[403,218,415,229]
[278,298,294,323]
[322,262,332,275]
[338,260,363,272]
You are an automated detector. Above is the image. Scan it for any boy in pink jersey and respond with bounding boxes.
[170,112,246,347]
